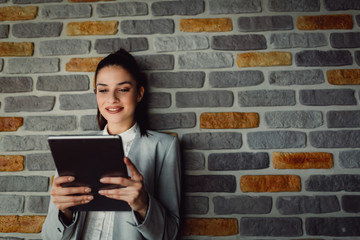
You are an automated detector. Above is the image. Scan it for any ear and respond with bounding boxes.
[137,86,144,103]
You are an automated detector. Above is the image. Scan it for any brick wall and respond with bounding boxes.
[0,0,359,239]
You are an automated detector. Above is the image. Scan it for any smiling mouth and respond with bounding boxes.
[106,107,123,113]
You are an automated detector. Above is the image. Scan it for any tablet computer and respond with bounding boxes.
[48,135,131,211]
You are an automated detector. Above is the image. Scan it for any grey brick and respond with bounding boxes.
[212,34,266,51]
[25,116,77,131]
[151,0,203,16]
[8,58,59,74]
[97,2,148,17]
[60,93,97,110]
[154,35,208,52]
[149,112,196,130]
[13,0,60,3]
[209,71,264,88]
[12,22,62,38]
[4,96,55,112]
[182,132,242,150]
[265,111,323,128]
[208,152,269,170]
[148,92,171,108]
[306,217,360,236]
[0,77,33,93]
[240,217,302,237]
[0,237,24,240]
[0,195,24,213]
[295,50,352,66]
[247,131,306,149]
[327,111,360,128]
[26,153,56,171]
[0,25,9,38]
[330,32,360,48]
[121,19,174,34]
[37,75,89,92]
[0,135,49,152]
[0,176,49,192]
[269,69,324,85]
[27,196,50,213]
[135,55,174,70]
[324,0,360,10]
[176,91,234,108]
[184,175,236,193]
[268,0,320,11]
[95,38,148,54]
[40,39,90,56]
[238,90,296,107]
[183,152,205,170]
[310,130,360,148]
[306,175,360,192]
[356,51,360,66]
[149,72,205,88]
[342,195,360,213]
[0,59,3,72]
[214,196,272,214]
[41,4,91,19]
[339,150,360,168]
[270,33,327,49]
[80,115,98,131]
[183,196,208,214]
[300,89,356,106]
[209,0,261,14]
[357,15,360,26]
[179,52,233,69]
[238,16,293,32]
[276,195,340,215]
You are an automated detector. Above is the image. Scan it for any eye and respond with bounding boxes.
[97,89,108,93]
[119,88,130,92]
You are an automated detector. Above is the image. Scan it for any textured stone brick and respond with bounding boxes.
[310,130,360,148]
[176,91,233,108]
[0,195,24,213]
[273,152,333,169]
[149,72,205,88]
[300,89,356,106]
[8,58,59,74]
[327,69,360,85]
[248,131,306,149]
[0,135,48,152]
[4,96,55,113]
[342,195,360,213]
[25,116,77,131]
[0,58,3,71]
[324,0,360,10]
[97,2,148,17]
[208,152,269,170]
[14,0,61,3]
[200,112,259,129]
[183,218,238,236]
[179,18,232,32]
[270,33,327,49]
[0,25,9,38]
[296,50,353,66]
[0,117,23,132]
[238,90,295,107]
[209,0,261,14]
[179,52,233,69]
[135,55,174,70]
[26,153,55,171]
[151,0,203,16]
[356,51,360,66]
[183,196,208,214]
[265,111,323,128]
[80,115,97,131]
[339,150,360,168]
[240,217,302,237]
[121,19,174,34]
[149,112,195,130]
[182,132,242,150]
[154,35,208,52]
[241,175,301,192]
[306,174,360,191]
[39,39,90,56]
[0,176,48,192]
[66,21,118,36]
[330,32,360,48]
[214,196,271,214]
[237,52,291,67]
[41,4,91,19]
[37,75,89,91]
[209,71,264,88]
[26,196,50,213]
[327,111,360,128]
[185,175,236,193]
[212,34,266,51]
[306,217,360,236]
[357,15,360,26]
[95,38,148,54]
[270,70,324,85]
[183,152,205,170]
[59,93,97,110]
[65,57,103,72]
[0,6,37,21]
[268,0,320,11]
[0,42,33,57]
[238,16,293,32]
[147,92,171,108]
[296,14,353,30]
[0,215,45,233]
[0,77,33,93]
[13,22,62,38]
[0,155,24,171]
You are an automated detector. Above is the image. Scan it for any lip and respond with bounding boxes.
[105,106,123,114]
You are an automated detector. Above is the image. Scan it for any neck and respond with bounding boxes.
[107,121,135,135]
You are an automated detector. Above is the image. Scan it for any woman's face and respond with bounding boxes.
[95,66,144,134]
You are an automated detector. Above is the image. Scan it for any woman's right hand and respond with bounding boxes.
[51,176,93,220]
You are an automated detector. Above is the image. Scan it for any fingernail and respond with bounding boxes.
[87,196,93,200]
[84,188,91,193]
[68,177,75,181]
[98,190,104,194]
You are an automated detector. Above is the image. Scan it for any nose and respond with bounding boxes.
[107,90,120,103]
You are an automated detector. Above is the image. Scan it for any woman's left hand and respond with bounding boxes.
[99,157,149,220]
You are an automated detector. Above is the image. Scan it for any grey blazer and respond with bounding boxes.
[42,130,181,240]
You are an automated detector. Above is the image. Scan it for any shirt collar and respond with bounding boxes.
[102,123,138,142]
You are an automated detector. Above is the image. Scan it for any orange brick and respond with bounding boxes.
[0,216,19,233]
[0,155,24,171]
[327,69,360,85]
[297,14,353,30]
[0,6,37,21]
[0,117,23,131]
[237,52,291,67]
[0,216,45,233]
[66,57,103,72]
[273,152,333,169]
[162,132,178,138]
[182,218,238,236]
[240,175,301,192]
[200,112,259,129]
[66,21,118,36]
[180,18,232,32]
[0,42,34,57]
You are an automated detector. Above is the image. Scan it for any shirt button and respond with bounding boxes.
[57,227,62,232]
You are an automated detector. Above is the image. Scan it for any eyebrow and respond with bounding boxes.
[96,81,133,87]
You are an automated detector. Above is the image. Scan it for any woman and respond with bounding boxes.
[42,49,181,240]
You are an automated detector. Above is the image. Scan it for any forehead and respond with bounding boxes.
[96,66,135,83]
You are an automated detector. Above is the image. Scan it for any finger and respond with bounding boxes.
[53,176,75,187]
[51,186,91,197]
[54,195,93,204]
[100,177,131,186]
[124,157,142,181]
